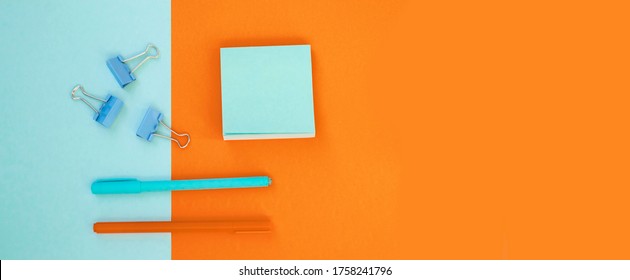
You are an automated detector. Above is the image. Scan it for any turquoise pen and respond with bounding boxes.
[91,176,271,194]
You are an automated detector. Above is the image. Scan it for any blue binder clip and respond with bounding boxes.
[136,107,191,148]
[107,44,159,88]
[71,85,124,128]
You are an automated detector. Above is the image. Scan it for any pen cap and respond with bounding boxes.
[92,179,142,194]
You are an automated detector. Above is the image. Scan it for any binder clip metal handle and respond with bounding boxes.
[107,44,160,88]
[71,85,124,128]
[136,107,190,149]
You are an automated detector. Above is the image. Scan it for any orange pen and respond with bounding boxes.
[94,220,272,234]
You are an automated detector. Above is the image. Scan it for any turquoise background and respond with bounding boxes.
[0,0,172,259]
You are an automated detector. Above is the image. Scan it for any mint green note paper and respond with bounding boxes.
[0,0,171,259]
[220,45,315,140]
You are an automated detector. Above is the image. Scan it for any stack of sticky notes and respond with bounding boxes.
[220,45,315,140]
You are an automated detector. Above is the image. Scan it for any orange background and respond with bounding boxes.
[172,0,630,259]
